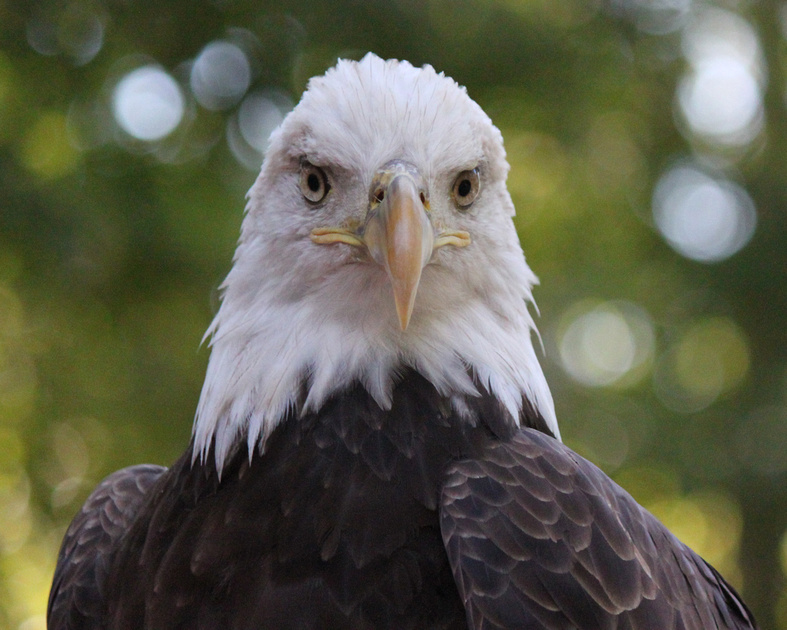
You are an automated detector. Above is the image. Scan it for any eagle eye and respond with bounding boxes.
[452,169,480,208]
[300,163,330,203]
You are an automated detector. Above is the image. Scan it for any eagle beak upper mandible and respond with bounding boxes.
[363,166,434,331]
[310,161,470,331]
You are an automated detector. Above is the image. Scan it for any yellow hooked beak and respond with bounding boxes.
[364,172,434,330]
[310,163,470,330]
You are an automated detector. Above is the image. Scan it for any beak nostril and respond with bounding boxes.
[419,192,426,205]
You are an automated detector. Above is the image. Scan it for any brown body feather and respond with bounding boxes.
[48,371,756,629]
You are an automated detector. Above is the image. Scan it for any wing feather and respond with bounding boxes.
[47,464,166,629]
[440,428,757,630]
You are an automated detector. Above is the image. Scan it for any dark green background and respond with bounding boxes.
[1,1,785,627]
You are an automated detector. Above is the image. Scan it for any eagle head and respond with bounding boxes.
[194,53,558,470]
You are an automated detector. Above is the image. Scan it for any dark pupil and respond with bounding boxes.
[307,173,321,193]
[457,179,472,197]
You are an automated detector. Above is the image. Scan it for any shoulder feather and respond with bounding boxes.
[440,429,757,629]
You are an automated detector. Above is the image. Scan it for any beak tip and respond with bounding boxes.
[396,303,412,331]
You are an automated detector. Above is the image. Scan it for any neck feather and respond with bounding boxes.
[193,275,559,472]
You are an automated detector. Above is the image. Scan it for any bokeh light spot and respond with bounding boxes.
[20,111,79,179]
[651,496,709,552]
[677,8,764,147]
[652,164,756,263]
[25,15,59,57]
[56,4,105,65]
[558,300,654,388]
[649,490,742,584]
[190,41,251,111]
[26,6,105,65]
[238,92,287,152]
[0,470,32,554]
[678,57,762,144]
[654,316,750,413]
[227,90,293,169]
[19,615,47,630]
[51,423,90,480]
[51,477,83,509]
[112,65,184,141]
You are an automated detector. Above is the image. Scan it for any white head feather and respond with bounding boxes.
[193,53,559,471]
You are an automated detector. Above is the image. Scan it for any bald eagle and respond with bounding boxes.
[48,54,757,629]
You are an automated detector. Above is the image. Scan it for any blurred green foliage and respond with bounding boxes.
[1,0,786,628]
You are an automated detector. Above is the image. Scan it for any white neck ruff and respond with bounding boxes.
[193,243,559,472]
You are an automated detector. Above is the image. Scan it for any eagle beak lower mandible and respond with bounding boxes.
[363,166,434,331]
